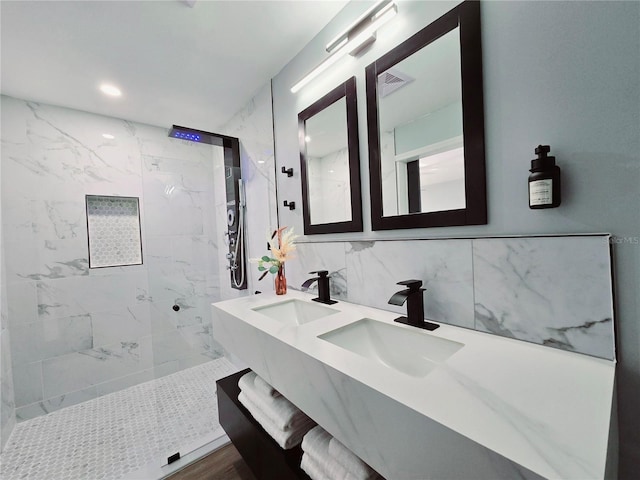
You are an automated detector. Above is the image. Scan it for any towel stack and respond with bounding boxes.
[301,425,384,480]
[237,371,316,450]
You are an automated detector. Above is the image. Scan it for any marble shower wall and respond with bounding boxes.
[289,234,615,360]
[1,143,17,451]
[0,95,225,421]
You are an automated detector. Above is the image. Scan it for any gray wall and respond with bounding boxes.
[272,1,640,476]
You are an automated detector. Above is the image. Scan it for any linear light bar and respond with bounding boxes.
[290,1,397,94]
[326,0,395,53]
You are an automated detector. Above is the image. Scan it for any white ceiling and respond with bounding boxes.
[0,0,349,132]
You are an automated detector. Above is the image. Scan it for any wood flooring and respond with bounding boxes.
[167,443,256,480]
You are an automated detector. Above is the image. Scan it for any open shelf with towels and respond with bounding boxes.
[217,369,311,480]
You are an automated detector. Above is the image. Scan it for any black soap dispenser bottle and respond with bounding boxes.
[529,145,561,209]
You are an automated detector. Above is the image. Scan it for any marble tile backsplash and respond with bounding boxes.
[292,234,615,360]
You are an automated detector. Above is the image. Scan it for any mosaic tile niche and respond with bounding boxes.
[86,195,143,268]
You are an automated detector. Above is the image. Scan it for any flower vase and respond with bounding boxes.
[275,265,287,295]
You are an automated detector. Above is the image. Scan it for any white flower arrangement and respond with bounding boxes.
[250,226,298,280]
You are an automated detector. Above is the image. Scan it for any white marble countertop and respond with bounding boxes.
[212,291,616,479]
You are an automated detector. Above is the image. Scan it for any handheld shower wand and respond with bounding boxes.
[231,179,246,288]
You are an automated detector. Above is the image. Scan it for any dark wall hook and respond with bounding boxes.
[283,200,296,210]
[281,166,294,177]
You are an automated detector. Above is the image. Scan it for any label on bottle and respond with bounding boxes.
[529,179,553,205]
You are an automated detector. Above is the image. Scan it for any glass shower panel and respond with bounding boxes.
[140,138,229,464]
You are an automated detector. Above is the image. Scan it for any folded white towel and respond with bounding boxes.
[328,437,381,480]
[302,425,331,455]
[254,374,282,398]
[240,377,313,432]
[302,426,361,480]
[301,452,332,480]
[238,371,257,393]
[238,391,314,450]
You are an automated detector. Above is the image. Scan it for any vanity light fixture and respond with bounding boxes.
[290,0,397,94]
[99,84,122,97]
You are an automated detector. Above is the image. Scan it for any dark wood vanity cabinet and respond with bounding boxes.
[216,369,311,480]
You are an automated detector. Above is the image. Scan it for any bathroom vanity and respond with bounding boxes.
[212,291,617,479]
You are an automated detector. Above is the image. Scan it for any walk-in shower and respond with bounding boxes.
[0,98,247,479]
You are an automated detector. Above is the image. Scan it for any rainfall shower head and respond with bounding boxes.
[169,125,218,145]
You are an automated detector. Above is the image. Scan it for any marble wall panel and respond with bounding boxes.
[291,235,614,359]
[6,282,38,327]
[345,239,476,329]
[0,127,16,450]
[15,386,98,422]
[10,314,93,366]
[472,236,615,359]
[41,336,153,399]
[286,242,348,300]
[11,362,43,407]
[91,304,151,348]
[0,331,16,451]
[36,270,143,321]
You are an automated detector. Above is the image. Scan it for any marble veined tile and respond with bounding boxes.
[345,239,475,328]
[15,386,98,422]
[42,336,153,399]
[6,281,38,327]
[9,314,93,365]
[23,102,143,191]
[285,242,348,300]
[0,331,16,449]
[91,304,151,348]
[36,271,143,320]
[472,235,615,359]
[11,362,43,407]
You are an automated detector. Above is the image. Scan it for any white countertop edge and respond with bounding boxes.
[212,291,616,479]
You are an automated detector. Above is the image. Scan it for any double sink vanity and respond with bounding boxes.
[212,291,616,479]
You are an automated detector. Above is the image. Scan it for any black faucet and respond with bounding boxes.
[301,270,337,305]
[388,279,439,331]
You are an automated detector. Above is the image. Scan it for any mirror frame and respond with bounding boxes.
[299,76,363,234]
[365,0,487,230]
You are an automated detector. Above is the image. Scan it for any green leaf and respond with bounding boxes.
[261,255,271,262]
[258,266,266,271]
[269,265,279,274]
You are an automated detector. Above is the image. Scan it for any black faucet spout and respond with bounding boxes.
[301,278,317,290]
[388,289,411,306]
[301,270,338,305]
[388,279,439,331]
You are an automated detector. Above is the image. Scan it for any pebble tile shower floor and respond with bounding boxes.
[0,357,239,480]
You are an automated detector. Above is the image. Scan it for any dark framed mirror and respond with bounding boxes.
[299,76,363,234]
[366,0,486,230]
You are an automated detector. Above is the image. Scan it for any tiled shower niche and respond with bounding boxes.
[86,195,143,268]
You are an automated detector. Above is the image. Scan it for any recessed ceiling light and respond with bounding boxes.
[102,133,115,139]
[305,136,311,142]
[100,84,122,97]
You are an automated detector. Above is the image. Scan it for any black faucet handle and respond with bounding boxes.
[396,279,423,291]
[309,270,329,277]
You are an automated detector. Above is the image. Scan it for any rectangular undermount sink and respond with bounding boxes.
[319,318,464,377]
[252,299,339,326]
